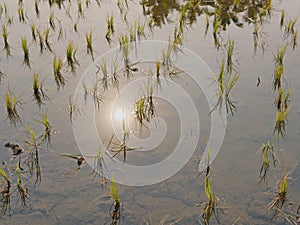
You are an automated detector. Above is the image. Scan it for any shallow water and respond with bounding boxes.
[0,0,300,224]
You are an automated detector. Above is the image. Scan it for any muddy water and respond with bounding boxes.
[0,0,300,224]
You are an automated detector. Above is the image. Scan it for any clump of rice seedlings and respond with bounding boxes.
[2,24,10,56]
[86,29,94,60]
[30,23,36,42]
[211,60,239,115]
[36,113,53,147]
[253,22,259,53]
[111,122,141,161]
[66,41,79,73]
[6,88,21,126]
[275,45,287,66]
[37,30,44,54]
[77,0,84,18]
[162,40,174,70]
[280,9,285,29]
[259,140,276,184]
[25,125,41,186]
[134,77,156,127]
[92,75,104,109]
[34,0,40,17]
[109,175,122,224]
[148,18,154,31]
[45,28,52,52]
[0,165,11,217]
[285,18,297,36]
[18,5,26,23]
[53,56,65,88]
[274,87,290,138]
[273,64,284,90]
[21,37,30,68]
[49,11,55,30]
[33,73,47,108]
[197,147,222,225]
[269,165,295,221]
[17,159,29,207]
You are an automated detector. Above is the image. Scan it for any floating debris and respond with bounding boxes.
[4,142,24,155]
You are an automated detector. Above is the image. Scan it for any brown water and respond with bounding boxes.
[0,0,300,224]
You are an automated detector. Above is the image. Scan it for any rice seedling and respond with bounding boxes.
[17,158,29,207]
[49,11,55,30]
[78,0,84,18]
[82,81,89,102]
[53,56,65,88]
[36,113,53,147]
[129,22,137,42]
[107,15,114,34]
[45,28,52,52]
[105,15,114,44]
[155,59,161,77]
[269,165,295,221]
[33,73,47,108]
[259,140,276,184]
[292,30,297,49]
[148,18,154,31]
[92,75,104,109]
[74,22,78,32]
[233,0,240,10]
[86,29,94,60]
[30,23,36,42]
[34,0,40,17]
[86,0,91,8]
[6,88,21,126]
[99,57,109,90]
[37,29,45,54]
[226,39,234,73]
[280,10,285,29]
[18,5,26,23]
[205,12,209,34]
[137,20,145,39]
[66,41,79,73]
[109,175,122,225]
[21,37,30,68]
[25,125,41,186]
[111,57,119,90]
[2,24,10,56]
[0,165,11,217]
